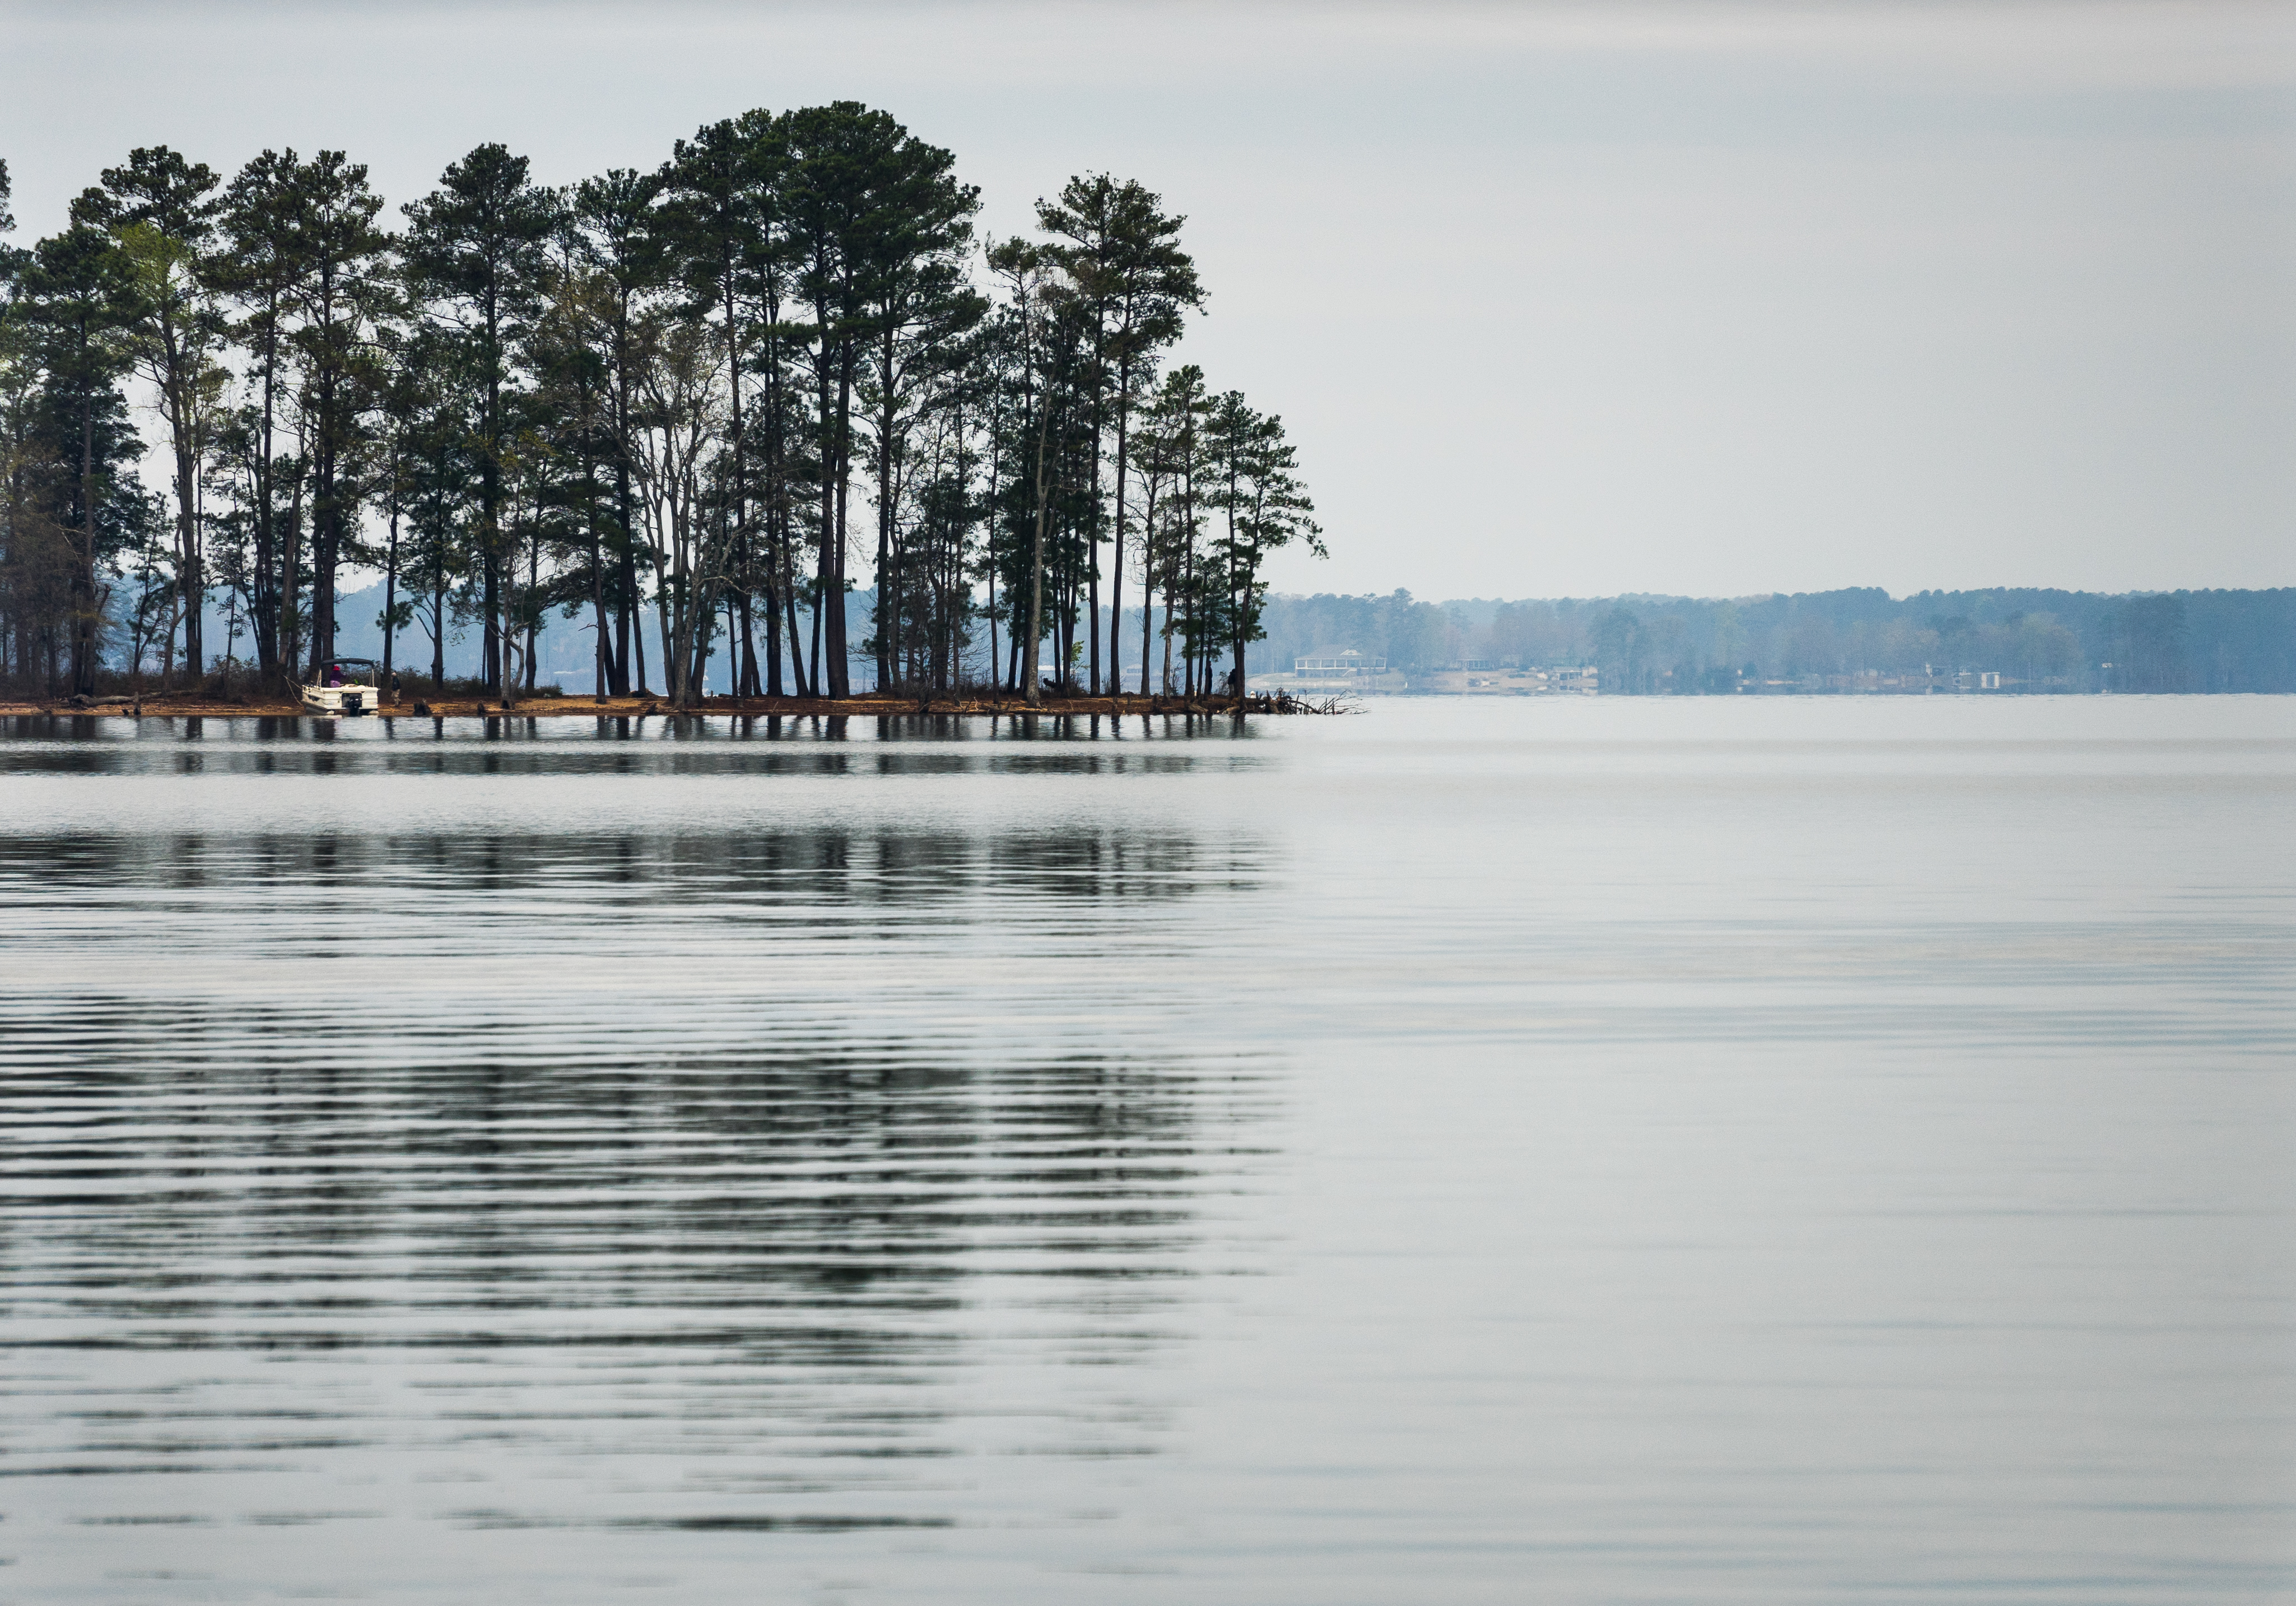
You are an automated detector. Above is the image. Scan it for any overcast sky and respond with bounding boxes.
[6,0,2290,599]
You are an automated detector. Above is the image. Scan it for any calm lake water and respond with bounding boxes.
[3,697,2292,1604]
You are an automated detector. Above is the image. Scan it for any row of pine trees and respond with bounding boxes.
[0,104,1322,707]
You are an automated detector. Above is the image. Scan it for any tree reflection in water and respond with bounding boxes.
[0,805,1278,1580]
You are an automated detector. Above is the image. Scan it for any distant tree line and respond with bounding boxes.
[1258,586,2296,693]
[0,112,1321,708]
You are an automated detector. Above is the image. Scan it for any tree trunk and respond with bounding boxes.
[71,385,97,696]
[525,515,539,694]
[1181,516,1195,698]
[814,308,840,701]
[1160,569,1172,695]
[1112,356,1135,695]
[431,562,447,690]
[589,478,607,704]
[721,253,748,700]
[827,338,854,697]
[632,590,648,697]
[176,405,202,687]
[611,297,636,697]
[283,447,305,687]
[739,592,758,697]
[783,538,808,698]
[762,570,782,697]
[381,500,399,704]
[1138,486,1155,697]
[482,292,503,697]
[252,296,281,688]
[808,587,822,695]
[654,558,675,705]
[875,324,896,692]
[1022,390,1052,707]
[308,314,339,681]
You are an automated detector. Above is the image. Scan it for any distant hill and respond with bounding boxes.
[1250,587,2296,693]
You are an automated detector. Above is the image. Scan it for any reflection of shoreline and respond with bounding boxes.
[1,710,1275,771]
[0,826,1266,901]
[0,826,1278,1021]
[1,1031,1275,1525]
[0,796,1283,1554]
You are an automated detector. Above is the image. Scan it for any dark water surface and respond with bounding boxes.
[3,699,2291,1603]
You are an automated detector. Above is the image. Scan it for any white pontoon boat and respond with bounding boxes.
[301,657,383,717]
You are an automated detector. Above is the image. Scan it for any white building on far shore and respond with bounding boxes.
[1255,649,1407,696]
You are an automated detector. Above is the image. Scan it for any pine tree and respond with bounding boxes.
[16,225,143,696]
[1203,391,1322,699]
[567,168,664,695]
[73,147,224,687]
[402,145,560,700]
[211,150,309,686]
[1037,176,1201,694]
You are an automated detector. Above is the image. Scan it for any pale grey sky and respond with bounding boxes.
[6,0,2290,597]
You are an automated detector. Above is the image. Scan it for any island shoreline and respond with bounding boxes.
[0,691,1329,720]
